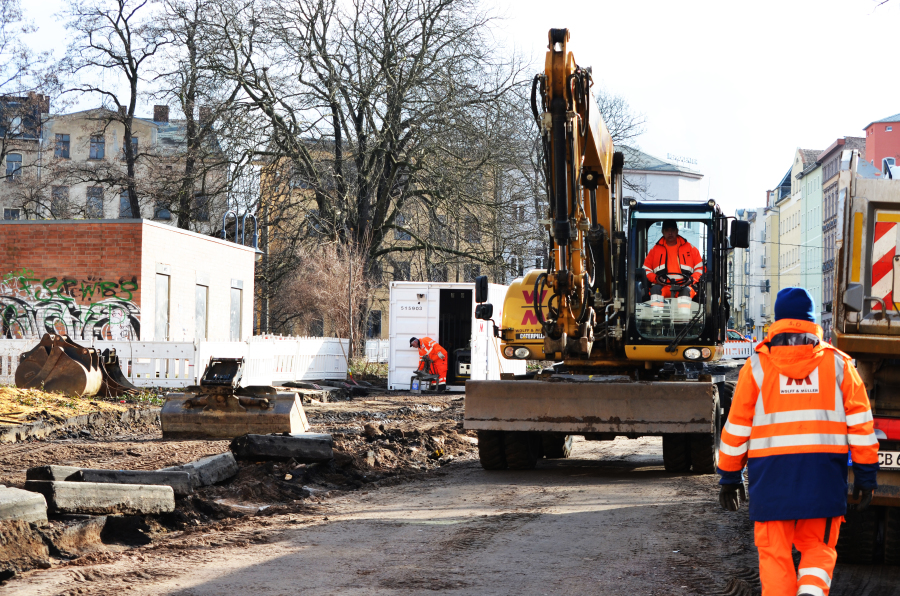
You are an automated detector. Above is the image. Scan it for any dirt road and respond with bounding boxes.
[5,382,900,595]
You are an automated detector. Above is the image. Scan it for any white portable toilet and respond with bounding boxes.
[387,281,525,390]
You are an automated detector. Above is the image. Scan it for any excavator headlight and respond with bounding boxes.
[514,347,531,359]
[628,198,637,207]
[707,199,716,208]
[683,348,701,360]
[504,346,515,358]
[701,348,712,359]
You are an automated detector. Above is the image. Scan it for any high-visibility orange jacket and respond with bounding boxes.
[717,318,879,521]
[643,235,703,285]
[417,337,448,384]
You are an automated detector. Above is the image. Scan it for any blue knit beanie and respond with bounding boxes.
[774,288,815,323]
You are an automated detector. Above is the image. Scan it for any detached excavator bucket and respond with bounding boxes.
[160,357,309,440]
[15,334,103,396]
[98,348,140,397]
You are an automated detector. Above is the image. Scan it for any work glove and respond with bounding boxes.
[719,483,746,512]
[852,484,875,512]
[439,353,445,360]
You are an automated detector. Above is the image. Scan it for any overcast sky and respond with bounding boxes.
[24,0,900,216]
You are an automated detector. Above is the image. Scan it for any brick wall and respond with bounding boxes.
[0,221,143,340]
[0,220,256,342]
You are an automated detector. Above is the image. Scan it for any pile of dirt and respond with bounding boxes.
[0,387,127,427]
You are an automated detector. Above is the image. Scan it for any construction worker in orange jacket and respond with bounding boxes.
[642,219,704,299]
[410,337,448,391]
[718,288,879,596]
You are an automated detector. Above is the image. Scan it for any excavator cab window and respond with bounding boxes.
[629,212,712,342]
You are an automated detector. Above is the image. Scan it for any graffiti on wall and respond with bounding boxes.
[0,268,140,340]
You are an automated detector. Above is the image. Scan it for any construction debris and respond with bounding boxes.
[159,452,239,489]
[23,480,175,515]
[160,358,310,439]
[26,465,81,482]
[230,433,334,463]
[0,520,50,580]
[0,486,47,524]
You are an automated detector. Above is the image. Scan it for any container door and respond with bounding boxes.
[388,284,431,389]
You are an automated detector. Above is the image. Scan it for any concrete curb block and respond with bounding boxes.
[0,486,48,524]
[23,480,175,515]
[159,452,239,489]
[0,407,161,444]
[230,433,334,462]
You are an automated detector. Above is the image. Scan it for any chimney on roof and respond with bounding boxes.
[153,105,169,123]
[118,105,127,117]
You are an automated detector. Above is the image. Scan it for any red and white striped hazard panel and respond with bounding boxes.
[872,212,900,310]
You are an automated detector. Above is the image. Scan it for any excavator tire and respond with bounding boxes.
[690,382,731,474]
[836,507,880,564]
[542,433,573,459]
[884,507,900,566]
[477,430,507,470]
[504,431,539,470]
[663,434,691,473]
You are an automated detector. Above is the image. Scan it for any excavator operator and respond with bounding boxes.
[410,337,448,392]
[642,219,704,300]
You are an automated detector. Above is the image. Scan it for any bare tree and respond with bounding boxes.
[59,0,167,217]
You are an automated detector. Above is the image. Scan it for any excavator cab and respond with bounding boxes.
[624,200,736,362]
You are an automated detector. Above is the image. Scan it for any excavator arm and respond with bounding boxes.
[532,28,623,360]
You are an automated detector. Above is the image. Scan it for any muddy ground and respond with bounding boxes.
[3,373,900,595]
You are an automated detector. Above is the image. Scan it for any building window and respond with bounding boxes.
[119,191,133,218]
[429,264,448,282]
[3,208,19,220]
[5,153,21,181]
[89,135,105,159]
[464,263,481,282]
[55,134,70,159]
[394,212,411,240]
[195,284,208,341]
[154,201,172,220]
[888,126,893,132]
[309,318,324,337]
[464,216,481,243]
[366,311,382,338]
[155,274,170,341]
[86,186,104,218]
[394,261,410,281]
[229,287,242,341]
[50,185,69,218]
[194,194,209,222]
[122,136,138,159]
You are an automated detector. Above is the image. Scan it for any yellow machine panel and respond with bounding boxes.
[501,270,552,360]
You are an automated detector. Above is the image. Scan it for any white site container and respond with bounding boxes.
[388,281,526,391]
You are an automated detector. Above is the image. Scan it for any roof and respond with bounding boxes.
[863,112,900,130]
[817,137,866,163]
[799,148,821,167]
[620,145,703,179]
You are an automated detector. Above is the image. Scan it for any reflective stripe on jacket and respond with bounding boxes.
[642,235,703,285]
[418,337,447,366]
[717,318,879,521]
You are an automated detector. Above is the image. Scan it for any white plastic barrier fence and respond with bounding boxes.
[722,340,754,360]
[0,335,349,389]
[365,339,389,363]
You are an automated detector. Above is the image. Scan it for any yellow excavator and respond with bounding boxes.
[464,29,749,472]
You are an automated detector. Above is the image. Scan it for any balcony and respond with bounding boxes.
[823,259,834,273]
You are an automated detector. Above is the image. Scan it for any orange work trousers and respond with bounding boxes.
[754,517,842,596]
[419,357,448,385]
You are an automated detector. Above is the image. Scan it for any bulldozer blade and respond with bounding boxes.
[160,392,310,440]
[464,380,717,435]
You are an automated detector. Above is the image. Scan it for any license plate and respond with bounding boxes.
[879,451,900,469]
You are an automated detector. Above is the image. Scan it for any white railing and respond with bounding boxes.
[722,340,754,360]
[0,335,349,389]
[365,339,389,363]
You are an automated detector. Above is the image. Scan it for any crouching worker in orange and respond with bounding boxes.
[410,337,448,392]
[717,288,879,596]
[642,219,703,300]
